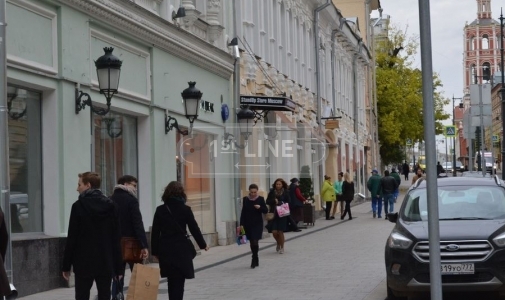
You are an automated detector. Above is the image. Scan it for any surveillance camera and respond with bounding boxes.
[233,45,240,59]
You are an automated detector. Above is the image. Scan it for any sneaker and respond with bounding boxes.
[373,212,376,218]
[279,248,284,254]
[330,216,335,219]
[378,215,382,218]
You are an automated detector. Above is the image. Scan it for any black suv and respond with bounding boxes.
[385,176,505,299]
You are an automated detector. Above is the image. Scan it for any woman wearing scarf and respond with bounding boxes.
[239,184,268,268]
[151,181,209,300]
[266,178,291,254]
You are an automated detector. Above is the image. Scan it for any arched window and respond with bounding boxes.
[482,62,491,82]
[471,64,477,84]
[482,35,489,49]
[470,36,476,50]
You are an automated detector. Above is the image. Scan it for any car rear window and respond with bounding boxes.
[402,186,505,221]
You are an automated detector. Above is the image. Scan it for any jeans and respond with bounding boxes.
[371,196,383,217]
[393,189,399,201]
[383,194,395,214]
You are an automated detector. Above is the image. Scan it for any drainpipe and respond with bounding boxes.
[232,0,242,237]
[314,0,331,129]
[353,40,363,191]
[314,0,330,193]
[0,0,14,290]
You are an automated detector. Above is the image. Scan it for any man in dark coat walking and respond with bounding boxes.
[62,172,122,300]
[110,175,148,299]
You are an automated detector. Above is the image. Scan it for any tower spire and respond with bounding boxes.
[477,0,492,19]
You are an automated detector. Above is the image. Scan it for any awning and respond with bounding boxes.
[240,95,296,112]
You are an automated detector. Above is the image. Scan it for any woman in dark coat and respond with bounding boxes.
[341,172,355,220]
[240,183,268,269]
[151,181,209,300]
[266,178,291,254]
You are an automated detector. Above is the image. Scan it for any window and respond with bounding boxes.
[471,64,477,84]
[176,130,215,234]
[470,36,475,51]
[93,113,138,196]
[6,85,42,233]
[482,62,491,82]
[482,35,489,50]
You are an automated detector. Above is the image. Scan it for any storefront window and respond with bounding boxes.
[7,85,42,233]
[93,113,137,196]
[176,130,215,234]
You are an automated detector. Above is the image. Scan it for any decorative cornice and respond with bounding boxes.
[59,0,234,79]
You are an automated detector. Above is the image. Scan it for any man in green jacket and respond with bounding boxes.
[367,169,383,218]
[390,168,401,202]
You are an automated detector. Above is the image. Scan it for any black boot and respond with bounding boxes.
[251,244,259,268]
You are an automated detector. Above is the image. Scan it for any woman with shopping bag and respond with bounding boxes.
[151,181,209,300]
[265,178,291,254]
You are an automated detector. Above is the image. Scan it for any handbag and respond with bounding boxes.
[120,237,143,263]
[126,263,160,300]
[265,212,275,221]
[276,202,291,217]
[166,206,197,259]
[112,277,124,300]
[236,226,247,245]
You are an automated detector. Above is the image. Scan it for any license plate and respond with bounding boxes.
[441,263,474,275]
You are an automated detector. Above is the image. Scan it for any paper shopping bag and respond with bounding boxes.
[126,263,160,300]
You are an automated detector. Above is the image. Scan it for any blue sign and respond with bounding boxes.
[221,104,229,122]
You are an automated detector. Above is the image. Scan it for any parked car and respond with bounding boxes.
[461,171,492,178]
[442,162,452,172]
[385,176,505,299]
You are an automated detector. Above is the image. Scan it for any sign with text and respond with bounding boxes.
[240,95,296,112]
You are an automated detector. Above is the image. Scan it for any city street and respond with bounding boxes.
[18,174,504,300]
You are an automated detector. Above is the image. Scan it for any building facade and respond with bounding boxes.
[5,0,238,295]
[4,0,380,296]
[461,0,502,165]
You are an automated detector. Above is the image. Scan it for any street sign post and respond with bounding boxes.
[406,138,412,146]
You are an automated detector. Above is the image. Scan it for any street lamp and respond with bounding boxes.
[223,106,255,149]
[453,95,463,176]
[165,81,203,135]
[76,47,123,115]
[500,8,505,179]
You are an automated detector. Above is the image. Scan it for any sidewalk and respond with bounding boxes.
[18,182,411,300]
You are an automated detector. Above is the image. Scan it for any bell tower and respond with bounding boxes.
[477,0,492,19]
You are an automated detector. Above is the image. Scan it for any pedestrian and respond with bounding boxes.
[62,172,123,300]
[0,206,12,298]
[321,175,336,220]
[367,169,383,218]
[436,161,443,176]
[265,178,290,254]
[341,172,355,220]
[151,181,209,300]
[390,168,401,202]
[402,161,410,181]
[333,172,344,218]
[240,183,268,269]
[411,168,425,185]
[380,170,399,219]
[288,178,306,225]
[109,175,148,300]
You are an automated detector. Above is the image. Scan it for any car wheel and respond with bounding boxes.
[387,284,408,300]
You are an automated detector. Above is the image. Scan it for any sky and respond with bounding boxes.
[371,0,503,155]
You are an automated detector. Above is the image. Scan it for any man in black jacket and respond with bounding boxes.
[110,175,148,299]
[380,170,399,220]
[62,172,122,300]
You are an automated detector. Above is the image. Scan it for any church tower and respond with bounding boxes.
[463,0,501,93]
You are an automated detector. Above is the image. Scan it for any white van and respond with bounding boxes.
[474,151,497,173]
